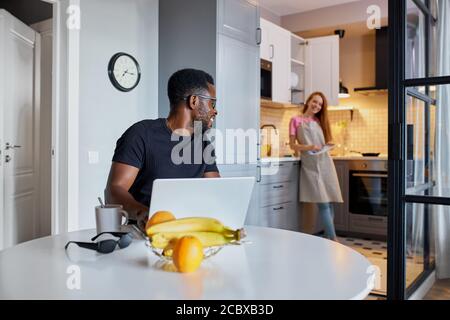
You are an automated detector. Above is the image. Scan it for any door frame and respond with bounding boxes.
[0,11,6,249]
[42,0,80,234]
[388,0,450,299]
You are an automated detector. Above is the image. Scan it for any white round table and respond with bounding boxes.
[0,226,374,300]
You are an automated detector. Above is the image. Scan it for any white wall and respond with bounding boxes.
[77,0,158,230]
[281,0,388,32]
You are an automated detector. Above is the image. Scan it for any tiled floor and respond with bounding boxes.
[337,236,425,296]
[423,279,450,300]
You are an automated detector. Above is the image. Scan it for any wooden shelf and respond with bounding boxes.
[328,106,356,120]
[354,88,388,96]
[261,99,302,109]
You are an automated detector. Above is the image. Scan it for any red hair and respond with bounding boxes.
[302,92,333,143]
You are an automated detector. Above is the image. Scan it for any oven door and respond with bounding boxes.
[261,59,272,100]
[349,171,388,216]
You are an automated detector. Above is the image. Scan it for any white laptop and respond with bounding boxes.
[148,177,255,229]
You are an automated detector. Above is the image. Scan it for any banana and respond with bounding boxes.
[146,217,239,237]
[151,230,244,249]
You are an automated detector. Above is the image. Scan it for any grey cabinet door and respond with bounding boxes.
[349,215,387,236]
[285,201,300,232]
[260,203,289,229]
[216,34,260,163]
[218,0,260,46]
[333,161,349,232]
[218,164,259,226]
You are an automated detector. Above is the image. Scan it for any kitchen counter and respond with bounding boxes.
[260,156,300,163]
[332,155,388,161]
[261,155,388,162]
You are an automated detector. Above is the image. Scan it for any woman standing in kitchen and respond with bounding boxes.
[289,92,343,242]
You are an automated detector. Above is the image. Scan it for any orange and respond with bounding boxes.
[146,211,176,231]
[172,236,204,273]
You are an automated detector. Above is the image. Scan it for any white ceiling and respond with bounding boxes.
[259,0,362,16]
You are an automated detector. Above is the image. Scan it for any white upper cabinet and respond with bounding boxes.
[304,35,340,106]
[218,0,260,46]
[260,18,291,104]
[260,18,272,61]
[271,25,291,104]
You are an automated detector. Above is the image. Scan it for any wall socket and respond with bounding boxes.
[88,151,99,164]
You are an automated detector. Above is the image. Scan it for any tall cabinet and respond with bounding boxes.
[159,0,260,224]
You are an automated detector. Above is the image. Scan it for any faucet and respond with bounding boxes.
[260,124,278,135]
[260,124,278,157]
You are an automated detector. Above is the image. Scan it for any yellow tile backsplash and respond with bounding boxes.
[260,94,388,157]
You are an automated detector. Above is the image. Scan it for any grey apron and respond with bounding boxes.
[296,119,343,203]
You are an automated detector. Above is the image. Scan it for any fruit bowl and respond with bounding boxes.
[145,238,224,262]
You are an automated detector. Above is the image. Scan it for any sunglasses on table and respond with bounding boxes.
[65,232,133,254]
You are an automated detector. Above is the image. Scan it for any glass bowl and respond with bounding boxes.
[144,237,251,262]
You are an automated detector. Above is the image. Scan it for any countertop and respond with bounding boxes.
[261,154,388,162]
[0,226,374,300]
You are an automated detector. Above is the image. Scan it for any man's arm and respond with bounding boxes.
[105,162,149,223]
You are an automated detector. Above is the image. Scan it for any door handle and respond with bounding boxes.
[270,45,274,59]
[273,206,284,211]
[256,165,261,183]
[273,185,284,189]
[6,143,22,150]
[256,27,261,45]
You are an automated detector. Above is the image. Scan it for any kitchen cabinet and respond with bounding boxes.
[348,215,387,236]
[333,160,349,232]
[159,0,260,164]
[260,20,339,106]
[260,18,291,104]
[216,33,260,163]
[259,160,300,231]
[291,34,306,105]
[218,164,259,226]
[218,0,260,46]
[304,35,340,106]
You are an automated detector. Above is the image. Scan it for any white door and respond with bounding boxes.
[0,10,40,249]
[305,35,340,105]
[271,24,291,104]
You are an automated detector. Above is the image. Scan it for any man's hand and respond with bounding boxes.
[137,210,149,233]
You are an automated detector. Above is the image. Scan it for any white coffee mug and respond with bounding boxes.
[95,205,129,234]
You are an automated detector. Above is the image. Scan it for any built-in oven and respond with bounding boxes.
[349,160,388,217]
[261,59,272,100]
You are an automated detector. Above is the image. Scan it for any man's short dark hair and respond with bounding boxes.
[167,69,215,108]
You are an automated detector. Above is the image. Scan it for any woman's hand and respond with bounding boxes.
[309,145,322,152]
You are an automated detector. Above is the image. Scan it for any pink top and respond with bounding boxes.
[289,116,320,136]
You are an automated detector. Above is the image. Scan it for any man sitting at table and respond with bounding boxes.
[105,69,220,230]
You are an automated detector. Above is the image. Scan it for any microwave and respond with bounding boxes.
[261,59,272,100]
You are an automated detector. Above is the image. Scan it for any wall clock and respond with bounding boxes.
[108,52,141,92]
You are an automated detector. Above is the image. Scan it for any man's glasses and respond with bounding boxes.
[65,232,132,254]
[185,94,217,110]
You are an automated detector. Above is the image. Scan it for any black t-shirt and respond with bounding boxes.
[112,118,219,207]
